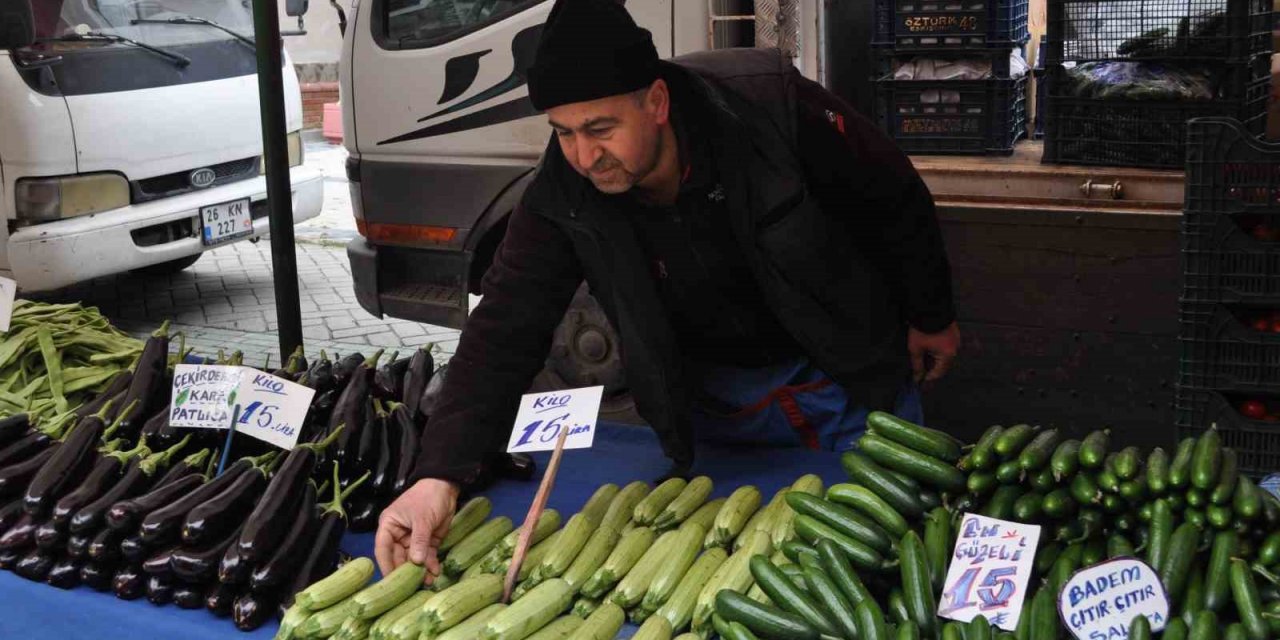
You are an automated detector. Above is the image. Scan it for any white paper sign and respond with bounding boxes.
[938,513,1042,631]
[506,386,604,453]
[0,277,16,333]
[233,370,315,450]
[1058,558,1170,640]
[170,365,242,429]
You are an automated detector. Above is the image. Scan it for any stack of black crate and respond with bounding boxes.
[871,0,1031,155]
[1042,0,1273,169]
[1178,117,1280,477]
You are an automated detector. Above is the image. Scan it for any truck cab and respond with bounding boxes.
[0,0,323,292]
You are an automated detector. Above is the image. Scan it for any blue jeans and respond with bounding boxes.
[690,357,923,452]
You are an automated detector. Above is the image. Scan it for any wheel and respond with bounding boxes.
[130,253,202,277]
[532,283,645,426]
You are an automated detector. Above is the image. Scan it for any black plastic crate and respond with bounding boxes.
[1175,386,1280,476]
[1179,302,1280,388]
[875,74,1028,155]
[1042,58,1269,169]
[1044,0,1272,64]
[873,0,1030,50]
[1186,117,1280,218]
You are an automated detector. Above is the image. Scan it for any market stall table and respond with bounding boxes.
[0,422,849,639]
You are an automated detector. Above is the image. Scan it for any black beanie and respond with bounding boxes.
[526,0,660,111]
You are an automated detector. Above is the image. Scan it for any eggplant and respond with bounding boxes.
[114,322,171,441]
[152,446,211,488]
[181,452,279,546]
[67,532,92,559]
[0,497,24,535]
[305,351,336,393]
[371,401,399,496]
[418,362,448,419]
[73,440,199,534]
[80,561,115,591]
[141,543,181,577]
[330,350,382,462]
[272,345,309,381]
[236,427,342,562]
[137,405,171,445]
[136,454,261,543]
[23,399,123,516]
[0,512,38,551]
[354,398,379,476]
[331,352,366,389]
[206,582,237,618]
[15,548,55,581]
[145,573,175,605]
[218,540,253,585]
[173,584,204,609]
[249,481,318,594]
[33,519,66,551]
[0,430,52,468]
[0,446,59,497]
[120,533,155,564]
[88,527,124,563]
[373,351,409,399]
[172,522,244,583]
[283,464,369,608]
[401,347,433,422]
[113,565,146,600]
[107,473,203,533]
[46,556,82,590]
[74,371,132,419]
[388,402,422,495]
[0,413,31,448]
[347,497,379,533]
[52,439,149,527]
[234,591,278,631]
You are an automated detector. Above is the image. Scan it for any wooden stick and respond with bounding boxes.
[503,425,570,602]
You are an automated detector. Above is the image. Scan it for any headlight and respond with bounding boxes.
[260,131,304,174]
[14,173,130,222]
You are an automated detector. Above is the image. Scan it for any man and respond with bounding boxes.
[374,0,959,580]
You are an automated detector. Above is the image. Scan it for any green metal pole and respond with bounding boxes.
[250,0,304,364]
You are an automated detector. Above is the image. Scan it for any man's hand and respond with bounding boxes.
[375,478,460,583]
[909,322,960,385]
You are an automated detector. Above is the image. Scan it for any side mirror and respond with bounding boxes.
[0,0,35,50]
[285,0,309,17]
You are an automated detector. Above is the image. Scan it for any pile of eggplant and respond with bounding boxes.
[0,328,442,633]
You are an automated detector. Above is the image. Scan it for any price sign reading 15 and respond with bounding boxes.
[938,513,1041,631]
[507,386,604,454]
[234,371,314,450]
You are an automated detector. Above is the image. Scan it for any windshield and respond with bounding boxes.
[28,0,254,50]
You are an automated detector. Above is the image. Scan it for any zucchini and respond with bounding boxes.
[1229,558,1268,640]
[480,578,573,640]
[801,563,860,640]
[1211,449,1239,505]
[420,573,503,634]
[1018,428,1061,471]
[1205,531,1237,613]
[654,476,713,530]
[577,602,624,639]
[859,433,966,492]
[517,530,565,582]
[1147,446,1170,495]
[714,590,819,640]
[839,451,925,518]
[533,513,596,581]
[295,556,375,610]
[1162,522,1200,608]
[710,486,762,548]
[993,424,1035,459]
[494,509,561,561]
[1079,429,1110,470]
[654,546,728,631]
[368,589,431,639]
[641,523,705,611]
[523,615,582,640]
[571,597,599,618]
[749,555,840,637]
[866,411,963,462]
[384,591,435,640]
[855,600,890,640]
[351,561,425,620]
[1113,446,1142,480]
[692,530,773,631]
[631,615,673,640]
[600,481,649,532]
[923,507,951,593]
[297,597,359,639]
[580,526,655,598]
[439,497,492,552]
[1169,437,1196,489]
[1146,499,1173,574]
[580,484,619,526]
[825,484,909,539]
[278,604,311,640]
[1191,428,1222,491]
[899,531,937,637]
[1050,439,1082,481]
[610,529,680,608]
[332,616,371,640]
[431,603,505,640]
[744,490,787,550]
[681,497,726,535]
[634,478,688,526]
[786,492,893,554]
[791,474,824,497]
[442,516,513,576]
[793,514,886,572]
[561,524,619,593]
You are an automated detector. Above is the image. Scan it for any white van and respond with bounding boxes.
[0,0,323,292]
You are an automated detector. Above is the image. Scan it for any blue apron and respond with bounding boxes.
[690,357,924,452]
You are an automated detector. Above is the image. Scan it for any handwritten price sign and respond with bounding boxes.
[234,371,315,450]
[506,386,603,454]
[1058,558,1169,640]
[939,513,1041,631]
[170,365,242,429]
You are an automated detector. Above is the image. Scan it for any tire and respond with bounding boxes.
[131,253,202,277]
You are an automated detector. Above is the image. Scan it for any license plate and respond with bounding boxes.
[200,198,253,246]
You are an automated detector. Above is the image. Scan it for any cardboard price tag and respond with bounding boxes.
[234,370,315,450]
[1058,558,1169,640]
[0,277,16,333]
[170,365,242,429]
[938,513,1041,631]
[506,386,603,453]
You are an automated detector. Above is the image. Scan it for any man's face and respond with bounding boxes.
[546,80,669,195]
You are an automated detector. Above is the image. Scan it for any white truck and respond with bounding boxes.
[0,0,323,292]
[340,0,825,414]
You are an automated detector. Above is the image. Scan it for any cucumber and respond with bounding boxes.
[1042,489,1076,519]
[1106,534,1135,559]
[634,478,688,526]
[481,579,573,640]
[432,603,505,640]
[1035,542,1062,576]
[793,514,886,572]
[1192,428,1222,491]
[439,497,493,552]
[1078,429,1110,469]
[1147,446,1170,495]
[996,460,1024,485]
[1189,489,1208,509]
[654,546,727,631]
[1169,437,1196,489]
[1082,537,1107,566]
[941,621,964,640]
[1147,499,1173,574]
[524,615,582,640]
[923,507,951,593]
[993,424,1035,459]
[866,411,963,462]
[780,541,820,565]
[1014,597,1033,640]
[534,513,597,581]
[896,622,921,640]
[887,588,910,624]
[561,524,619,593]
[1234,478,1261,523]
[1163,619,1189,640]
[443,516,514,576]
[981,485,1022,521]
[817,538,874,609]
[1186,508,1207,529]
[654,476,713,530]
[295,556,375,610]
[580,526,655,598]
[714,590,818,640]
[1229,558,1268,640]
[640,523,705,612]
[421,573,503,634]
[710,486,762,548]
[1210,449,1239,505]
[750,555,840,637]
[1204,531,1237,613]
[580,483,619,526]
[611,529,680,609]
[1113,446,1142,480]
[786,492,893,555]
[680,496,725,535]
[1188,611,1218,640]
[801,564,860,640]
[1207,504,1234,530]
[825,484,910,539]
[1029,586,1057,640]
[1257,532,1280,567]
[1162,522,1200,607]
[1070,474,1102,506]
[1029,467,1057,493]
[968,615,994,640]
[1119,480,1147,504]
[1096,468,1121,494]
[1169,493,1187,513]
[855,600,890,640]
[899,531,937,637]
[1049,553,1079,595]
[1225,624,1248,640]
[1018,428,1061,471]
[600,481,649,532]
[578,602,624,640]
[968,471,998,497]
[858,433,966,492]
[1050,439,1082,480]
[1102,493,1126,515]
[1129,614,1152,640]
[967,425,1005,471]
[840,452,925,518]
[350,562,426,620]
